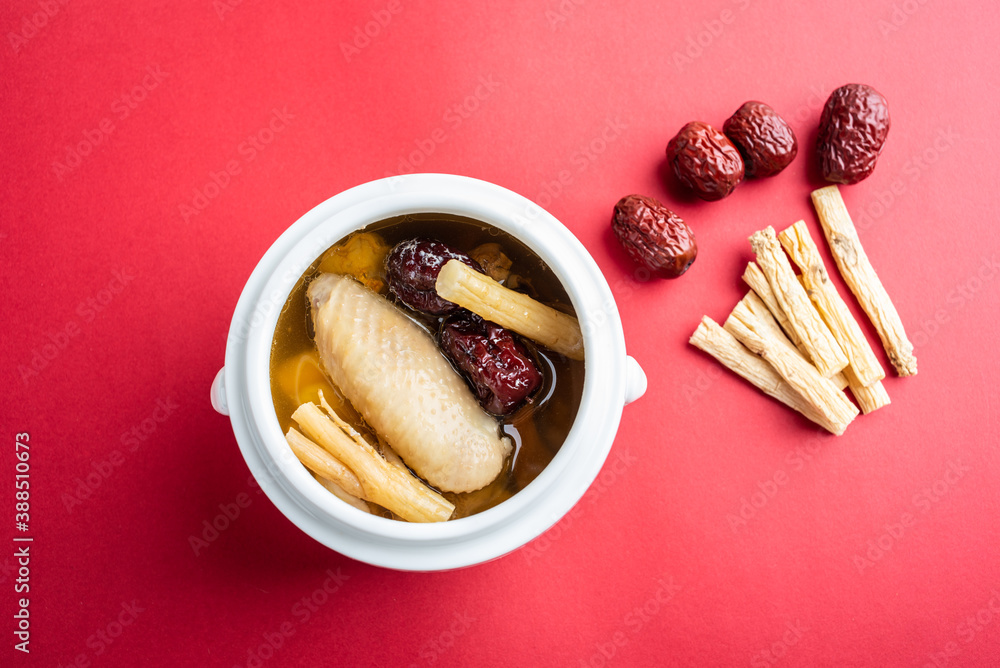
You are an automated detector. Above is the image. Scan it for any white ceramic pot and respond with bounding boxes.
[211,174,646,571]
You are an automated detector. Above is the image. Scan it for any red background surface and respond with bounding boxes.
[2,1,999,666]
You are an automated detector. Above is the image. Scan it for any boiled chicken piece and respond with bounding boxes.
[307,273,511,493]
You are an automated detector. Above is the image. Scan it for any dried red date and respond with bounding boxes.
[817,83,891,184]
[439,314,542,416]
[612,194,697,278]
[666,121,744,201]
[723,101,798,178]
[386,238,482,315]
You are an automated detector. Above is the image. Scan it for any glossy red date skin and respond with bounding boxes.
[612,194,697,278]
[723,101,798,178]
[817,83,891,185]
[439,314,542,416]
[666,121,744,201]
[385,238,482,315]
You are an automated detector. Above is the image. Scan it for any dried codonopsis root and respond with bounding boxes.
[750,226,849,378]
[810,185,917,376]
[291,401,455,523]
[435,259,584,361]
[725,299,859,435]
[777,220,890,414]
[285,427,365,499]
[313,474,372,514]
[689,316,838,433]
[744,262,799,344]
[843,368,891,415]
[778,220,884,387]
[732,291,840,395]
[742,262,848,391]
[728,292,854,418]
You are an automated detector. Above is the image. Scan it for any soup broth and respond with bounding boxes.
[269,213,585,519]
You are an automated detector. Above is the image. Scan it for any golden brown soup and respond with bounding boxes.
[269,213,585,519]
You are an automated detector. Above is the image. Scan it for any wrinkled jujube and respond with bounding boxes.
[723,101,798,178]
[816,83,891,185]
[612,194,697,278]
[439,314,543,416]
[666,121,745,201]
[385,238,482,315]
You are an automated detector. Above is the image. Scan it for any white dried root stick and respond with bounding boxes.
[729,292,855,415]
[743,261,849,390]
[744,262,802,346]
[778,220,885,387]
[313,474,372,514]
[689,316,837,433]
[750,226,849,378]
[810,186,917,376]
[796,271,889,413]
[435,259,584,360]
[725,300,859,435]
[842,366,891,414]
[740,282,847,390]
[735,291,801,358]
[778,220,891,415]
[322,396,407,473]
[285,427,365,499]
[735,290,848,391]
[291,401,455,523]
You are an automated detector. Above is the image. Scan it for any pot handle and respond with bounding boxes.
[211,367,229,416]
[624,355,647,406]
